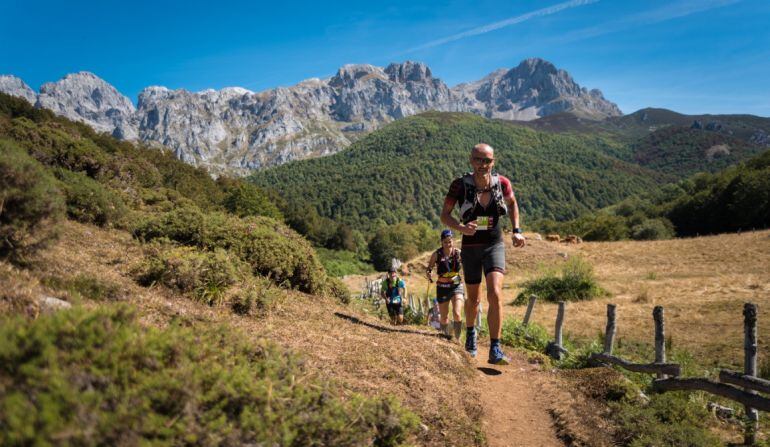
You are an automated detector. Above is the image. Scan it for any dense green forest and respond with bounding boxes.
[250,112,663,232]
[536,149,770,240]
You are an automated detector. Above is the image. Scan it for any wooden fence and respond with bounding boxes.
[524,298,767,445]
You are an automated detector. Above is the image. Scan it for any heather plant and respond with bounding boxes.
[0,306,420,446]
[0,140,65,261]
[55,168,128,227]
[135,245,248,306]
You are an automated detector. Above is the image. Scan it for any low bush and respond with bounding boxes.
[0,139,65,261]
[317,247,374,277]
[611,392,721,446]
[500,318,550,352]
[630,218,675,241]
[135,245,247,306]
[0,306,420,446]
[41,274,122,301]
[55,169,128,227]
[514,257,606,304]
[227,277,282,316]
[136,210,330,295]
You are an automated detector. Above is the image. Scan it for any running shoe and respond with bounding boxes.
[465,329,478,357]
[488,344,511,365]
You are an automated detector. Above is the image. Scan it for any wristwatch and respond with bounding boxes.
[513,228,522,234]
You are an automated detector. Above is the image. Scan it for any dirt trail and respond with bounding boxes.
[474,350,563,447]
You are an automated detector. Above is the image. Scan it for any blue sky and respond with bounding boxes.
[2,0,769,116]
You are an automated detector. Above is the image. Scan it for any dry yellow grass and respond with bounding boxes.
[516,231,770,369]
[349,231,770,369]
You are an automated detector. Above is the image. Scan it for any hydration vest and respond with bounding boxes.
[458,172,508,224]
[435,247,461,278]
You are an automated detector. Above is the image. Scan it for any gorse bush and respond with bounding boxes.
[515,257,605,304]
[135,245,247,306]
[0,306,420,446]
[55,168,128,227]
[134,209,330,295]
[0,140,65,261]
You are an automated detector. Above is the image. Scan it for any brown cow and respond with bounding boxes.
[564,234,582,244]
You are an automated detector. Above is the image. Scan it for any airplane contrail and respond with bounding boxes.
[405,0,600,53]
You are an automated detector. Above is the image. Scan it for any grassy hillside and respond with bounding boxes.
[250,112,662,231]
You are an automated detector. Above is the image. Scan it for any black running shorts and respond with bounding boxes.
[436,282,464,303]
[461,242,506,285]
[386,301,404,316]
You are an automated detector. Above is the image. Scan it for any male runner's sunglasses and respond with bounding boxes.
[472,157,494,164]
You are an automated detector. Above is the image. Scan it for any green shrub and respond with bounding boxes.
[631,218,675,240]
[54,169,128,227]
[515,257,606,303]
[0,140,65,260]
[500,318,550,352]
[227,276,282,316]
[133,204,206,245]
[317,247,374,277]
[582,214,629,241]
[135,210,329,294]
[41,274,121,301]
[0,306,419,446]
[611,392,721,446]
[220,179,283,220]
[324,276,352,304]
[135,245,247,306]
[8,118,107,176]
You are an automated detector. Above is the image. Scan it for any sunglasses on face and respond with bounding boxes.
[472,156,494,164]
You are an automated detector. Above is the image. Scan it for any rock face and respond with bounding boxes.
[37,72,138,139]
[3,58,621,174]
[0,75,37,105]
[450,59,622,120]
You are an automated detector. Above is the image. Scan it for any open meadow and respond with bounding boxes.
[346,230,770,371]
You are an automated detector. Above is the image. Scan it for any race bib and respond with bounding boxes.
[476,216,490,230]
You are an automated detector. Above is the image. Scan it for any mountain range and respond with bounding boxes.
[0,58,620,174]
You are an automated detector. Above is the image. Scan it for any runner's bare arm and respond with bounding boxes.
[506,192,526,247]
[426,252,437,282]
[441,198,477,236]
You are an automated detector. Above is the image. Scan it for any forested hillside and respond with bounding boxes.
[251,112,662,231]
[536,149,770,240]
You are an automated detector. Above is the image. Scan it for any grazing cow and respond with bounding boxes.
[546,234,560,242]
[565,234,582,244]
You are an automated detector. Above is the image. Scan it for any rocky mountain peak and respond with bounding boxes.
[14,58,623,174]
[37,71,137,138]
[384,61,433,83]
[0,75,37,105]
[329,64,387,88]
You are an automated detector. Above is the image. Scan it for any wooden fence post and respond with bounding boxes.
[745,303,759,446]
[604,304,617,355]
[555,301,565,349]
[547,301,568,360]
[523,295,537,326]
[654,306,666,379]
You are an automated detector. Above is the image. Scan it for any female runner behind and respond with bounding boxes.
[426,229,464,341]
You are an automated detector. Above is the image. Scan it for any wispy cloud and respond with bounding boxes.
[555,0,742,44]
[404,0,600,53]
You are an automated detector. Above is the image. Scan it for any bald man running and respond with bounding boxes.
[440,143,526,365]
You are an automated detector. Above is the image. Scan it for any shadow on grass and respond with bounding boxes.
[334,312,450,340]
